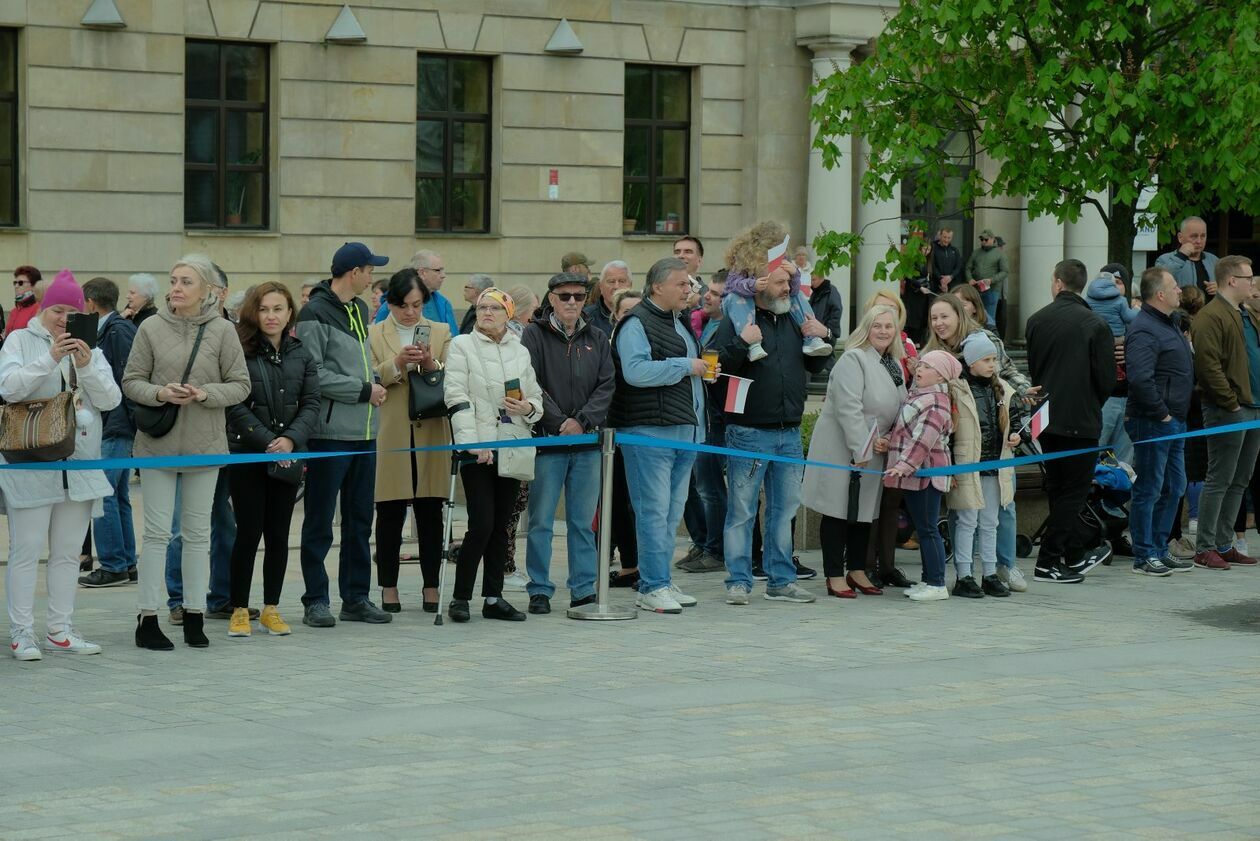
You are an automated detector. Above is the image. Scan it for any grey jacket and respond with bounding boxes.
[295,281,379,442]
[964,245,1010,292]
[1155,249,1219,291]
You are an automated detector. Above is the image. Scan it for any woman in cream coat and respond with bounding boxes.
[800,305,907,598]
[442,287,543,624]
[368,267,451,614]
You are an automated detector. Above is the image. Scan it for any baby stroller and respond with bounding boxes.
[1015,446,1133,559]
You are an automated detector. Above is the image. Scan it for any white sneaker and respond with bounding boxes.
[636,587,683,614]
[1187,518,1198,536]
[997,566,1028,593]
[803,336,833,357]
[1236,537,1250,556]
[747,342,768,362]
[907,584,950,602]
[502,571,529,592]
[667,583,697,607]
[44,626,102,655]
[9,628,41,661]
[726,583,751,605]
[904,581,928,597]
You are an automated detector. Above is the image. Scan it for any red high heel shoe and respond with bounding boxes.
[846,573,883,596]
[826,579,856,599]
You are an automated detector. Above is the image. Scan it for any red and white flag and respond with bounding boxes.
[723,375,753,414]
[766,234,790,272]
[1029,401,1050,440]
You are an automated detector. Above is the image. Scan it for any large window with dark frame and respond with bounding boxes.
[184,40,269,229]
[623,65,690,236]
[0,29,18,227]
[416,53,491,233]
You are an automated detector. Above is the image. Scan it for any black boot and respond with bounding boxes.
[135,614,174,651]
[183,611,210,648]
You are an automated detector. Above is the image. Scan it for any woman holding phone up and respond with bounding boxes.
[368,268,451,613]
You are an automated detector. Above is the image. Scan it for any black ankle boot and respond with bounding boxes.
[135,614,174,651]
[183,611,210,648]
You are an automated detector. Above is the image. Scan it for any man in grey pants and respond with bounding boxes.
[1189,255,1260,570]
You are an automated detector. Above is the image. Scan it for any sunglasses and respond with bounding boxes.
[552,292,584,302]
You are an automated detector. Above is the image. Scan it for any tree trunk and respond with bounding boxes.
[1108,200,1138,266]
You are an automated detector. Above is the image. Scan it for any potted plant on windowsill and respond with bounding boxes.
[225,150,262,226]
[622,192,643,234]
[417,178,445,230]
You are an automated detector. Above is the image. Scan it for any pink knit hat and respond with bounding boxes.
[40,269,85,312]
[918,349,963,381]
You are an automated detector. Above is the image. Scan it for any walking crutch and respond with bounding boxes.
[433,449,463,626]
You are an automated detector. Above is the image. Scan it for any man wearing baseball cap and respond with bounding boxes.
[965,229,1009,326]
[295,242,392,628]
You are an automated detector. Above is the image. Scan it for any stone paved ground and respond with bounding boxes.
[3,496,1260,840]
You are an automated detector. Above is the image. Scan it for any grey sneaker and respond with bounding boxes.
[725,583,751,605]
[302,603,337,628]
[1159,555,1194,573]
[678,551,725,573]
[168,606,184,626]
[674,545,704,569]
[1132,558,1172,577]
[764,582,816,603]
[339,600,393,624]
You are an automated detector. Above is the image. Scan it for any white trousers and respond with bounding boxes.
[6,500,93,633]
[137,468,217,613]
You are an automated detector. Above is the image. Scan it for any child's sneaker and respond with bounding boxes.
[803,336,833,357]
[747,342,768,362]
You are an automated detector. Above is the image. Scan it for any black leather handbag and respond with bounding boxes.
[134,323,206,438]
[408,366,448,421]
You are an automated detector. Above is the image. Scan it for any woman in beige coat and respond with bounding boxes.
[122,254,250,651]
[800,305,907,598]
[368,268,452,614]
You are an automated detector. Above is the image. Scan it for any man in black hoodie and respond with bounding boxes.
[520,273,615,615]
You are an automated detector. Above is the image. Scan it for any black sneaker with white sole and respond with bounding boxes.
[752,559,768,581]
[78,569,130,588]
[1132,559,1173,577]
[792,557,817,580]
[1067,545,1112,575]
[1034,563,1085,583]
[1158,555,1194,573]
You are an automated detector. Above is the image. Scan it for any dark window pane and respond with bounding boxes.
[186,42,219,99]
[654,183,685,233]
[226,111,265,165]
[0,101,12,162]
[185,109,218,164]
[451,59,489,113]
[416,120,445,174]
[624,126,649,177]
[452,122,486,174]
[0,164,12,224]
[623,181,647,233]
[416,177,445,229]
[656,69,688,121]
[226,171,263,225]
[224,45,266,102]
[417,56,448,112]
[451,179,486,231]
[185,170,217,226]
[656,128,687,179]
[625,66,651,120]
[0,32,15,94]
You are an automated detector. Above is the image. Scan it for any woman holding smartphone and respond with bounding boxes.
[368,268,451,613]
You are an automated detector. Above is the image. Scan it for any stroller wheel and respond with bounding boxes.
[1015,534,1033,558]
[938,518,953,565]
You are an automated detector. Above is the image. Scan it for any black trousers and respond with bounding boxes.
[375,498,444,590]
[819,515,871,577]
[1037,432,1097,565]
[610,448,637,568]
[454,462,520,601]
[864,487,904,574]
[227,462,298,607]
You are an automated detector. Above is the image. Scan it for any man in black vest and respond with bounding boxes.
[610,257,707,614]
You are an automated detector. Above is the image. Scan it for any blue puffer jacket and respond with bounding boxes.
[98,312,137,440]
[1085,276,1137,338]
[1125,303,1193,422]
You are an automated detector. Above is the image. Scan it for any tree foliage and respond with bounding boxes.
[810,0,1260,280]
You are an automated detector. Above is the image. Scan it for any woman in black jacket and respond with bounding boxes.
[224,282,320,638]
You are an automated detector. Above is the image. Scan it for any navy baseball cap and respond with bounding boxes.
[331,242,388,277]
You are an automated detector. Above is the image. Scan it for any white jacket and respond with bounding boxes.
[0,318,122,513]
[444,328,543,469]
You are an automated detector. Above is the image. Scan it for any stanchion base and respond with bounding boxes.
[567,602,637,621]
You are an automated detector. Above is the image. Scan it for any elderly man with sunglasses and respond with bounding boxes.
[519,273,615,615]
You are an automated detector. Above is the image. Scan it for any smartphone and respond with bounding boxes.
[412,324,431,346]
[504,377,522,401]
[65,312,99,349]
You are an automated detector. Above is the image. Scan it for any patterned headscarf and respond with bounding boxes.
[477,287,515,320]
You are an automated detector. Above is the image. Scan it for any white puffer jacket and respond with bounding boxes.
[444,328,543,468]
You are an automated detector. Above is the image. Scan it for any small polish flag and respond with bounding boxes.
[723,375,754,414]
[1029,401,1050,441]
[766,234,790,272]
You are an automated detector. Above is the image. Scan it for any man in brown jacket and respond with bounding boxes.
[1189,255,1260,570]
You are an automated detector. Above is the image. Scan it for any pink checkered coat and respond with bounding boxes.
[883,383,954,493]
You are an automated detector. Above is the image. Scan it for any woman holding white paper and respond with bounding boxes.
[800,305,907,599]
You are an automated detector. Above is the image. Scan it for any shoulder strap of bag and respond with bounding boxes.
[256,352,278,425]
[181,324,208,384]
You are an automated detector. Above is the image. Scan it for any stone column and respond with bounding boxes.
[1018,209,1065,335]
[853,134,901,321]
[1065,191,1112,276]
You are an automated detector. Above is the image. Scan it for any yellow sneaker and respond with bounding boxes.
[258,606,291,636]
[228,607,252,638]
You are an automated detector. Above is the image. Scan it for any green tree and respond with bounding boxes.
[810,0,1260,280]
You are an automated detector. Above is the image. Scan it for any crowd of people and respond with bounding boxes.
[3,215,1257,659]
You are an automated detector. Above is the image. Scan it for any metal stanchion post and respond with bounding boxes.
[568,427,636,621]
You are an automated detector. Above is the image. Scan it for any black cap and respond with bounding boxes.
[547,272,588,291]
[331,242,388,277]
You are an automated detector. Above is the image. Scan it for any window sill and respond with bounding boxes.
[414,231,500,239]
[0,226,29,235]
[185,229,281,238]
[623,233,689,241]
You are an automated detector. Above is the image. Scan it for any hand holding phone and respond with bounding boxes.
[504,377,522,402]
[66,312,99,349]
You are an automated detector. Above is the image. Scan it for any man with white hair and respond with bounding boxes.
[459,273,495,334]
[1156,216,1220,301]
[373,250,460,334]
[584,261,631,337]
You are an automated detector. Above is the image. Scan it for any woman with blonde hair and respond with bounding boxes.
[123,255,251,650]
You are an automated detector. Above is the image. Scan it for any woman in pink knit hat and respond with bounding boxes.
[0,269,122,660]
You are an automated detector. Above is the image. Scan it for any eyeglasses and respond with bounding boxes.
[1233,275,1256,281]
[421,266,446,275]
[13,279,31,287]
[552,292,583,302]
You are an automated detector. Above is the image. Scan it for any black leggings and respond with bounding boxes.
[611,448,637,568]
[228,462,298,607]
[375,498,444,589]
[454,462,520,601]
[819,515,871,577]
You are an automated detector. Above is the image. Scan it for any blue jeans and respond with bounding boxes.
[620,428,697,595]
[693,421,728,558]
[722,424,802,590]
[905,487,946,586]
[1127,417,1187,562]
[165,470,235,610]
[979,287,999,326]
[525,449,601,600]
[93,435,136,573]
[1101,396,1134,465]
[300,439,376,607]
